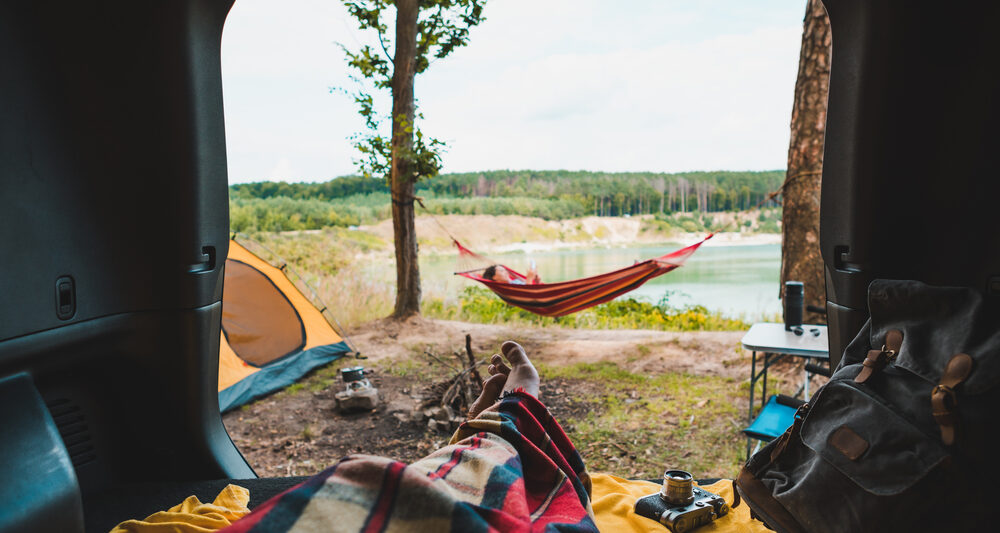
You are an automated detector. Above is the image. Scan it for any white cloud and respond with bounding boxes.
[221,0,805,183]
[268,157,297,180]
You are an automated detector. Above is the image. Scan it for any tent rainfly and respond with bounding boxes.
[218,239,352,412]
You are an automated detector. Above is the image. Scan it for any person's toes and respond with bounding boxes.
[501,341,531,366]
[468,373,507,419]
[498,341,540,398]
[490,354,511,375]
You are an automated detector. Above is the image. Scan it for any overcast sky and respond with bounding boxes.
[221,0,805,184]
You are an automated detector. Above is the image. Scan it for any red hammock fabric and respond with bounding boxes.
[456,234,712,317]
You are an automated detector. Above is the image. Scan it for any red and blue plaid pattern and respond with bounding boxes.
[221,392,597,532]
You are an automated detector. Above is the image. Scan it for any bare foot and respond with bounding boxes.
[468,372,506,419]
[490,341,540,398]
[469,341,541,419]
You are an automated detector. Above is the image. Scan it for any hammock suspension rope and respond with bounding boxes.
[408,197,712,316]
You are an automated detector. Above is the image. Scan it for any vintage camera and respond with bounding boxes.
[634,470,730,533]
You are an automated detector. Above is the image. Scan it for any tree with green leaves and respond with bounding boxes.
[340,0,486,318]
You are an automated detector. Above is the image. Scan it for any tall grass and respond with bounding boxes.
[237,231,754,331]
[238,228,397,329]
[423,287,748,331]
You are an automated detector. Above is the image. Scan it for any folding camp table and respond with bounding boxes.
[741,322,829,459]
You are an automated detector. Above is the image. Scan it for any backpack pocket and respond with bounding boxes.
[799,380,949,495]
[743,380,957,533]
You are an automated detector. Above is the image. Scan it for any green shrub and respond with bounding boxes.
[230,193,590,232]
[758,219,780,233]
[230,197,360,232]
[680,220,700,233]
[424,287,747,331]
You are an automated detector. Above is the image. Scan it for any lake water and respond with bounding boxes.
[421,243,782,319]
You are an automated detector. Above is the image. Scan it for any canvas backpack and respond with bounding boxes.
[734,280,1000,533]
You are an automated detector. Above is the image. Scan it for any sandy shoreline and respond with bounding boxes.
[473,231,779,255]
[358,214,780,256]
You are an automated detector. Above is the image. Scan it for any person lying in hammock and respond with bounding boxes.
[483,263,542,285]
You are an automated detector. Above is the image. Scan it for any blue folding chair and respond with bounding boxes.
[743,394,805,458]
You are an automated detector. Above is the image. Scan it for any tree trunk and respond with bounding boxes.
[390,0,420,319]
[780,0,831,324]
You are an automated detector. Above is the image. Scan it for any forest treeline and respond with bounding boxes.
[229,170,785,232]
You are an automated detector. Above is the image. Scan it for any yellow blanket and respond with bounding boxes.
[590,474,770,533]
[110,484,250,533]
[109,476,769,533]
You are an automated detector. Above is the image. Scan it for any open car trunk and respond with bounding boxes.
[821,0,1000,366]
[0,0,998,531]
[0,2,256,531]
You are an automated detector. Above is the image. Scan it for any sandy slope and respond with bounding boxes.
[360,214,779,255]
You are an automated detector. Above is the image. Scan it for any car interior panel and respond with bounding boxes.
[821,0,1000,368]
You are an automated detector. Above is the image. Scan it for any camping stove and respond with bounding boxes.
[335,366,379,411]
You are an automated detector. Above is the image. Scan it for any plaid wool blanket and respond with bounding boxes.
[220,392,598,533]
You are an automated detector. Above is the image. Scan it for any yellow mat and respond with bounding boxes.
[110,484,250,533]
[591,474,770,532]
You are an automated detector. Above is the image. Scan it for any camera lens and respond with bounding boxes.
[661,470,695,506]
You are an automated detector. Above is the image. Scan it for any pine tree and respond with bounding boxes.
[780,0,832,323]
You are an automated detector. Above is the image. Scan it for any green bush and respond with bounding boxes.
[230,193,589,232]
[424,286,747,331]
[680,220,700,233]
[230,197,360,232]
[420,196,586,220]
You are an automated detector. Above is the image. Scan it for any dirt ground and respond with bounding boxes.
[348,317,752,379]
[223,318,814,478]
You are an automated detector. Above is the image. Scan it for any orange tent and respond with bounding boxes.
[218,239,351,411]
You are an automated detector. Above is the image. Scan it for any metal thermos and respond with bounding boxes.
[784,281,804,330]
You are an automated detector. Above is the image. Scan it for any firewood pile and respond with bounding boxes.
[415,334,486,433]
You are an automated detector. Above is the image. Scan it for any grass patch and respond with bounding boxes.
[540,362,745,478]
[424,287,748,331]
[538,362,648,385]
[273,357,356,399]
[381,358,430,379]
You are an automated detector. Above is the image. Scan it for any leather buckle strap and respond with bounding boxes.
[856,347,890,378]
[769,403,810,462]
[931,353,973,446]
[855,330,903,384]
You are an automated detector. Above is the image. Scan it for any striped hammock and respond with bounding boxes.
[455,234,712,317]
